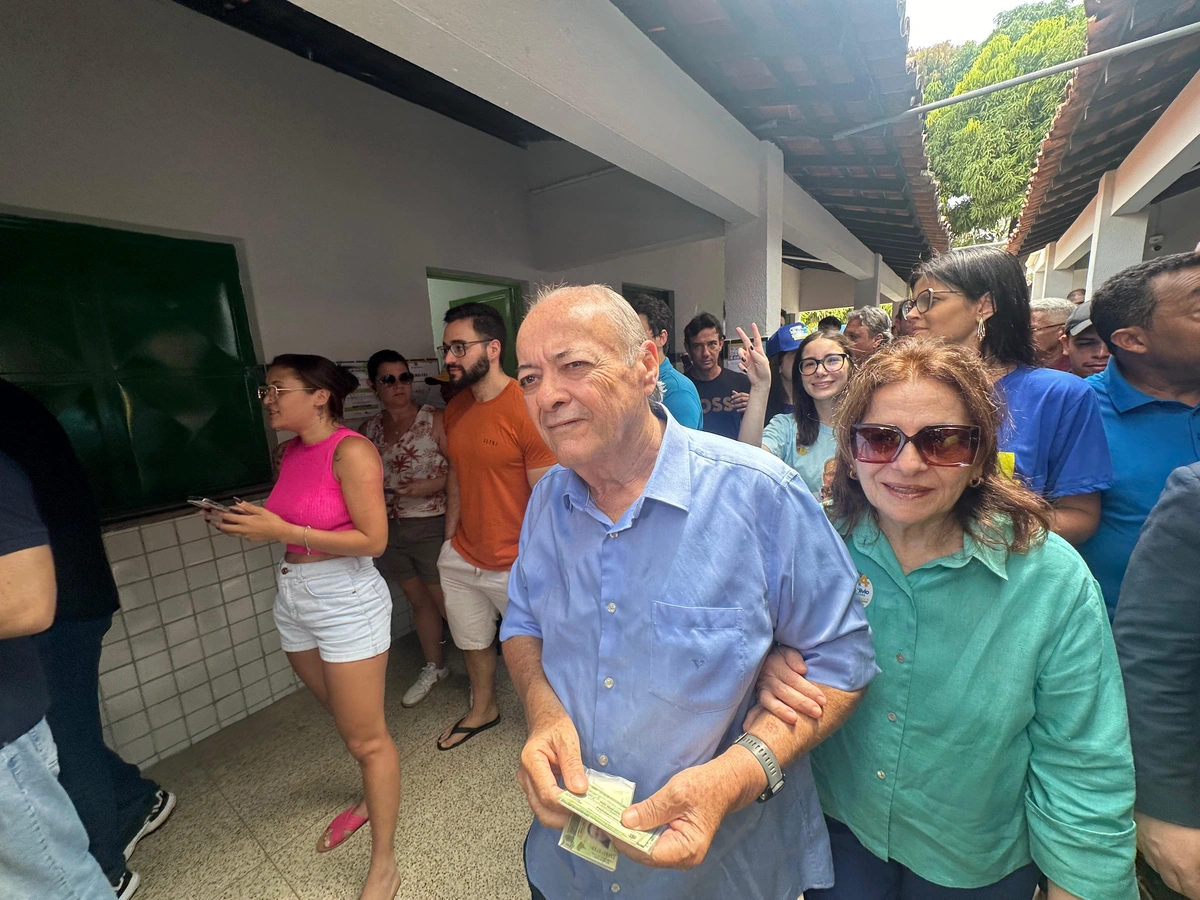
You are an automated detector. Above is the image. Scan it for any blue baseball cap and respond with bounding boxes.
[765,322,809,356]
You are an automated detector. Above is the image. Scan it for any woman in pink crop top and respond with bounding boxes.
[209,354,400,900]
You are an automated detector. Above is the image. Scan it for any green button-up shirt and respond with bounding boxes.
[811,520,1137,899]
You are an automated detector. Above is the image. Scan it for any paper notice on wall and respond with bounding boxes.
[338,360,380,427]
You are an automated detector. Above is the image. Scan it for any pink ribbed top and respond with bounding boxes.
[265,427,366,554]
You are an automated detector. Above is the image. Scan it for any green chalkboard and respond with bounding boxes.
[0,215,272,521]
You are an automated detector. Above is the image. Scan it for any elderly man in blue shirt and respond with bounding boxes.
[501,284,878,900]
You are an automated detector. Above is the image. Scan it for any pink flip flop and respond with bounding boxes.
[316,804,368,854]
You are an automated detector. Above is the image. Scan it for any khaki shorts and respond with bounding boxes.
[375,516,445,586]
[438,542,509,651]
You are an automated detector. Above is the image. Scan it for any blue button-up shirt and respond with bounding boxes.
[1078,358,1200,615]
[501,406,878,900]
[658,357,703,430]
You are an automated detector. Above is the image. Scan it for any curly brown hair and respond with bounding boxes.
[828,339,1052,555]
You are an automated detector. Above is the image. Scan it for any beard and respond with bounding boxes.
[449,353,490,388]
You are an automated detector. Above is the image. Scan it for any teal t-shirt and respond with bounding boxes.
[761,414,835,497]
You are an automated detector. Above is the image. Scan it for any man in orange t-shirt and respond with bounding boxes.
[436,303,556,750]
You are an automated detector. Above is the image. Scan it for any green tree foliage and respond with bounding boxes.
[919,1,1087,245]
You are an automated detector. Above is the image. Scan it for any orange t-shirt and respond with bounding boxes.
[444,379,557,571]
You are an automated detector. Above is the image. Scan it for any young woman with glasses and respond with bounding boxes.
[756,340,1137,900]
[737,326,856,496]
[901,246,1112,545]
[210,355,401,900]
[358,350,452,710]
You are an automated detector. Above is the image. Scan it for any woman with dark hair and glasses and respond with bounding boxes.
[737,326,855,496]
[210,355,401,900]
[757,340,1136,900]
[902,246,1112,544]
[359,350,451,709]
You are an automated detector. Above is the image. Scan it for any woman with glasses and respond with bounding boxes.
[210,355,401,900]
[358,350,451,709]
[902,246,1112,544]
[757,340,1136,900]
[736,326,855,496]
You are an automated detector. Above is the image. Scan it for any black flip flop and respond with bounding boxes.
[436,714,501,751]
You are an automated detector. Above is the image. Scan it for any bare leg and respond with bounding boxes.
[287,649,331,713]
[437,647,498,748]
[325,652,401,900]
[399,576,445,669]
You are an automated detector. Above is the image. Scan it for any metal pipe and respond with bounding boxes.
[831,20,1200,141]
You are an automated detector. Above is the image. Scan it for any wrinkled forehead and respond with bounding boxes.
[519,303,614,361]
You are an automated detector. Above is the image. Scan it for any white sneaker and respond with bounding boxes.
[402,663,449,707]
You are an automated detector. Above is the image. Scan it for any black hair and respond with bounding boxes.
[791,329,855,447]
[684,312,724,347]
[444,302,507,356]
[764,353,790,422]
[1090,252,1200,351]
[628,295,673,346]
[817,315,843,331]
[908,246,1035,367]
[366,349,408,383]
[268,354,360,421]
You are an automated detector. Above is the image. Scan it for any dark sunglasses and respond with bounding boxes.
[851,423,981,467]
[376,373,414,386]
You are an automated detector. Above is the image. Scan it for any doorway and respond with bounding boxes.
[622,283,677,361]
[426,270,524,377]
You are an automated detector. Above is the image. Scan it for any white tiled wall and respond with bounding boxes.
[97,512,414,768]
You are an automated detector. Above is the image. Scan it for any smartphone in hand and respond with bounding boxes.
[187,496,232,513]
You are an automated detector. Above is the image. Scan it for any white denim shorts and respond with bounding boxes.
[273,556,392,663]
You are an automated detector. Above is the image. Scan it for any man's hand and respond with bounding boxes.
[731,390,750,412]
[517,708,589,831]
[617,757,744,870]
[1137,812,1200,899]
[750,646,827,726]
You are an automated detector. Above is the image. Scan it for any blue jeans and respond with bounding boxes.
[32,614,159,880]
[0,718,115,899]
[808,817,1041,900]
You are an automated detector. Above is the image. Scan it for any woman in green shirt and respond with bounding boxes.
[737,327,855,496]
[759,340,1136,899]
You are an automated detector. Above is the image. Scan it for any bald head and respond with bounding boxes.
[516,284,660,470]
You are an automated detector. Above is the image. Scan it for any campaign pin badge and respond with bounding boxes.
[854,574,873,606]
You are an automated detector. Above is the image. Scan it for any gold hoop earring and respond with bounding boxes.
[976,317,987,341]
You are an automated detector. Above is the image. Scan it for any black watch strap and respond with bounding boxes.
[734,733,785,802]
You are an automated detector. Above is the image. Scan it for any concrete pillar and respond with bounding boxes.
[1039,242,1075,298]
[724,142,784,332]
[1085,171,1150,296]
[853,253,884,307]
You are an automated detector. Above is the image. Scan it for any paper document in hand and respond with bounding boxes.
[556,768,663,854]
[559,814,619,871]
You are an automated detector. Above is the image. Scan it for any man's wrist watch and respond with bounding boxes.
[734,733,785,802]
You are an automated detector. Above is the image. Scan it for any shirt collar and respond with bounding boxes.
[1101,357,1163,414]
[560,403,692,517]
[658,357,673,375]
[850,517,1009,581]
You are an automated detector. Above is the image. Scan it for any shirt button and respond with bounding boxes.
[607,603,617,613]
[610,885,621,893]
[608,532,618,539]
[895,653,906,663]
[604,677,614,689]
[598,754,609,767]
[877,770,886,779]
[887,712,897,722]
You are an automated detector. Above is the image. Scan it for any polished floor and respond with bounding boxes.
[133,633,533,899]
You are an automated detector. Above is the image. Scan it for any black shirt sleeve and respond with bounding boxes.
[0,451,49,556]
[1113,462,1200,827]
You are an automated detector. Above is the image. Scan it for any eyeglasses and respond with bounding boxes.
[851,423,981,467]
[1031,322,1066,334]
[257,385,315,401]
[376,373,414,386]
[438,340,490,359]
[901,288,966,317]
[798,353,850,376]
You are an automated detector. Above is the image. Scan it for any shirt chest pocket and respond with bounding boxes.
[648,602,748,714]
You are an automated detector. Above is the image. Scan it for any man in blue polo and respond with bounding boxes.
[504,284,877,900]
[1078,251,1200,616]
[629,294,702,430]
